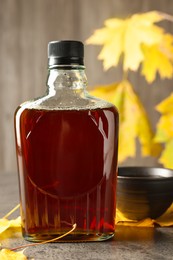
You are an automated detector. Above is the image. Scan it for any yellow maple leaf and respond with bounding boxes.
[116,208,155,227]
[157,139,173,168]
[90,80,161,162]
[156,202,173,226]
[116,203,173,227]
[0,205,21,239]
[87,11,165,71]
[0,217,21,235]
[154,114,173,142]
[155,93,173,168]
[0,249,27,260]
[141,34,173,83]
[156,92,173,114]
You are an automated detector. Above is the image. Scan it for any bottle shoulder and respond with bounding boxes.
[16,91,118,113]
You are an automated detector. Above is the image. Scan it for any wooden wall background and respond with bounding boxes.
[0,0,173,173]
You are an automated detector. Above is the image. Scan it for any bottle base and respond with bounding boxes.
[23,232,115,243]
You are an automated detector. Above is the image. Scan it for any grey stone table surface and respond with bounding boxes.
[1,172,173,260]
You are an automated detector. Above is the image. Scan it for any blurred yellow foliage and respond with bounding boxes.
[155,94,173,168]
[87,11,173,165]
[142,34,173,82]
[90,80,161,162]
[87,11,173,83]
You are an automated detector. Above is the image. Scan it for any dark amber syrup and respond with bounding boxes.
[15,106,118,241]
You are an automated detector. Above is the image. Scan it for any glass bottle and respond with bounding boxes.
[14,40,119,242]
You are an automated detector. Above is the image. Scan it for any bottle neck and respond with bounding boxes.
[46,65,87,95]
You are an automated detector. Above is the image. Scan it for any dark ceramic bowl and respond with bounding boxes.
[117,167,173,220]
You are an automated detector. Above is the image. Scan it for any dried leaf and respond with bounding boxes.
[155,93,173,168]
[90,80,161,162]
[0,249,27,260]
[87,11,165,71]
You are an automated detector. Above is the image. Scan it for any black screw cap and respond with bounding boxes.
[48,40,84,67]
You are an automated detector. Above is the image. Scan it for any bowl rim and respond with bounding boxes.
[118,166,173,181]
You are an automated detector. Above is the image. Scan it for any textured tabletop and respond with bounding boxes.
[1,172,173,260]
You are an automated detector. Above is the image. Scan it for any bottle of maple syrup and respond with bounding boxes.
[14,40,119,242]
